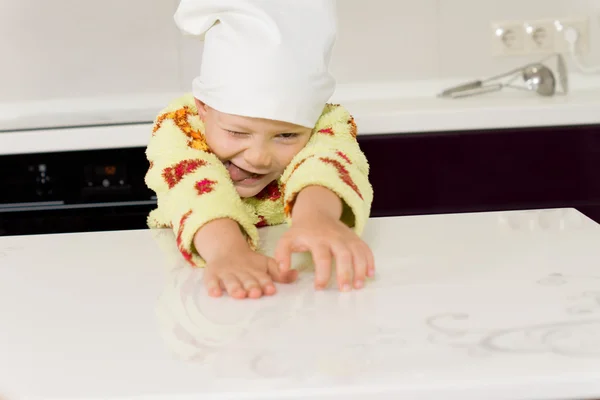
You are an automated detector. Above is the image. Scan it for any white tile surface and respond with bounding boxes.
[1,0,598,109]
[0,0,181,103]
[437,0,600,78]
[1,209,600,400]
[178,36,204,92]
[329,0,440,83]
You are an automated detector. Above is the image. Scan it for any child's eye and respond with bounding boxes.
[227,130,248,137]
[278,133,298,139]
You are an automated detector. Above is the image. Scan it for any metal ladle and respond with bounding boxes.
[516,64,556,96]
[438,53,568,98]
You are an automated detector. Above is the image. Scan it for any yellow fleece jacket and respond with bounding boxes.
[145,94,373,267]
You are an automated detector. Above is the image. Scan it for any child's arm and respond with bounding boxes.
[144,95,260,267]
[280,104,374,235]
[276,105,375,291]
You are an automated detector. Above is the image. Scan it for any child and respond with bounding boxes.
[145,0,374,299]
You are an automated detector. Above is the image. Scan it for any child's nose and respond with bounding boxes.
[244,147,272,170]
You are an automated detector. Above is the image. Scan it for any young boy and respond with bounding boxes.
[145,0,374,299]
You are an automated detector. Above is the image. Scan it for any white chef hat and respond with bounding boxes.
[174,0,337,128]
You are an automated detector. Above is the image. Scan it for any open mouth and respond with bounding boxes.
[224,161,265,183]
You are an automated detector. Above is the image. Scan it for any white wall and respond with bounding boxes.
[328,0,600,83]
[1,0,599,104]
[0,0,181,102]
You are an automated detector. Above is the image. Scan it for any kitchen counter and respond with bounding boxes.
[1,74,600,156]
[2,208,600,400]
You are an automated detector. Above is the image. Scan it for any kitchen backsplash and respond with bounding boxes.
[331,0,600,82]
[1,0,599,104]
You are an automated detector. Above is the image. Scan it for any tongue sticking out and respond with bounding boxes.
[226,162,257,182]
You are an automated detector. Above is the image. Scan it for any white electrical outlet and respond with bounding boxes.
[553,17,590,54]
[491,16,591,57]
[491,21,526,56]
[523,20,555,53]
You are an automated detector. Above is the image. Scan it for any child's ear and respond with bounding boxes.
[194,97,208,120]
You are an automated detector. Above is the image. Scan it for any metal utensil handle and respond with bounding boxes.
[438,80,483,97]
[449,83,503,98]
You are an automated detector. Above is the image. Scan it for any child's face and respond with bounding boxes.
[195,99,312,197]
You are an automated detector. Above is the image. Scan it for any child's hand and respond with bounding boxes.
[203,247,298,299]
[193,218,298,299]
[274,211,375,291]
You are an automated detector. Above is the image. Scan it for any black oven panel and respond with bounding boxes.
[0,147,155,236]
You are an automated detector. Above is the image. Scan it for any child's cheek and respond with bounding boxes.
[204,131,235,160]
[284,142,308,163]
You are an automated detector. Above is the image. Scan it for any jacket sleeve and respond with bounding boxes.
[145,95,259,267]
[279,104,374,236]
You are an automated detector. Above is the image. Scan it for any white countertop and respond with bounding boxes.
[1,74,600,155]
[1,208,600,400]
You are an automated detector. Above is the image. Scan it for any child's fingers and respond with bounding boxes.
[254,271,277,296]
[274,236,293,273]
[266,257,298,284]
[331,243,354,292]
[203,270,223,297]
[364,242,376,278]
[220,273,247,299]
[351,245,368,289]
[237,271,263,299]
[311,243,333,289]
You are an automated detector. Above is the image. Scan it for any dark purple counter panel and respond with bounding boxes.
[358,124,600,224]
